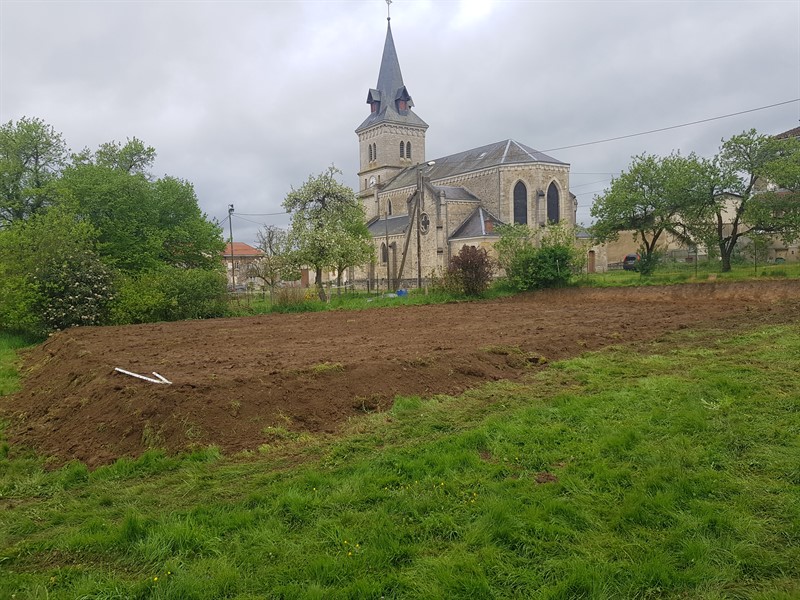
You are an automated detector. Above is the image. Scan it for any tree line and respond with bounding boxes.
[590,129,800,273]
[0,118,375,335]
[0,117,227,337]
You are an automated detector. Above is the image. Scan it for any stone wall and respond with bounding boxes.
[357,123,426,193]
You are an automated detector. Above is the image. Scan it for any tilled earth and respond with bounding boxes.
[2,281,799,467]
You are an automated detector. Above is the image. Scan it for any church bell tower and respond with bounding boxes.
[356,9,428,200]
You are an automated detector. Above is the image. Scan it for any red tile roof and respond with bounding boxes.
[222,242,263,258]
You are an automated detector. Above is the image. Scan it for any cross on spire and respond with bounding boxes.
[386,0,392,21]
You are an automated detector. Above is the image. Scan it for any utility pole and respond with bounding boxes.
[397,161,434,289]
[416,167,423,289]
[228,204,235,287]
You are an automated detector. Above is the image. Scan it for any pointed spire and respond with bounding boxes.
[376,19,404,100]
[356,15,428,133]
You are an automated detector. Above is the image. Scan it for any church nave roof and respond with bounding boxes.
[381,139,568,192]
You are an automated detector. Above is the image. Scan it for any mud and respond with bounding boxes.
[2,281,798,467]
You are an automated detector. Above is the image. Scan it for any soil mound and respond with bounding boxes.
[2,281,798,467]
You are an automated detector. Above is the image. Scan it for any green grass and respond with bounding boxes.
[1,323,800,598]
[583,260,800,287]
[0,332,35,397]
[227,287,516,317]
[228,262,799,317]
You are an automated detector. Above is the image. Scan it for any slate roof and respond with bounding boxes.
[367,214,410,237]
[431,185,480,201]
[382,139,568,192]
[776,126,800,139]
[449,207,504,240]
[356,21,428,133]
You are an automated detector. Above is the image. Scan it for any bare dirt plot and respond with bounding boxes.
[2,280,799,468]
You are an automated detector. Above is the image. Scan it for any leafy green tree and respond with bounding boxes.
[687,130,800,272]
[0,117,68,226]
[58,162,222,273]
[94,137,156,175]
[72,137,156,176]
[283,166,373,301]
[591,153,696,274]
[494,223,534,274]
[0,124,226,331]
[153,176,224,269]
[330,215,373,294]
[0,206,113,335]
[496,223,583,291]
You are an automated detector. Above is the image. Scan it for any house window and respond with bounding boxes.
[381,242,388,263]
[513,181,527,225]
[547,182,560,224]
[400,141,405,158]
[406,141,411,160]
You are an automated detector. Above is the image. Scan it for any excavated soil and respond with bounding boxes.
[2,281,799,468]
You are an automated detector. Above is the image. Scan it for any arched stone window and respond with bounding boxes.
[368,144,373,162]
[400,141,405,158]
[513,181,527,225]
[547,182,560,224]
[381,242,388,263]
[373,143,377,161]
[388,199,393,216]
[406,141,411,160]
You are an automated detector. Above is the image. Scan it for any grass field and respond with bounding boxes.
[227,262,800,316]
[1,316,799,598]
[582,260,800,288]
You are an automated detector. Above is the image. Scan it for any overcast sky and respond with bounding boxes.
[2,0,798,245]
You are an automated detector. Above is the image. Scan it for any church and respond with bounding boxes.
[356,14,576,288]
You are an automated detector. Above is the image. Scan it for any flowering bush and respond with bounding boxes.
[32,251,115,332]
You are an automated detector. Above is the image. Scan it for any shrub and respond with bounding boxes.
[636,249,662,276]
[525,244,573,288]
[447,245,494,296]
[32,251,115,332]
[497,223,584,291]
[271,286,320,313]
[112,266,227,324]
[0,207,115,336]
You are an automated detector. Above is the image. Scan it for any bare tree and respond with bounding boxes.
[250,225,296,302]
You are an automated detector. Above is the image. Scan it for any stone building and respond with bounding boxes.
[356,16,575,288]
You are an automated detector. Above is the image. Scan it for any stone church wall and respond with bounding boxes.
[358,124,426,193]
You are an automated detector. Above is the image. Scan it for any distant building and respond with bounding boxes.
[222,242,263,289]
[355,16,575,288]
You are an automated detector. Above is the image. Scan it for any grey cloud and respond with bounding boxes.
[2,0,797,241]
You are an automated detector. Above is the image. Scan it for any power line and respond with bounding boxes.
[573,187,611,197]
[542,98,800,152]
[569,177,612,189]
[232,214,272,227]
[235,211,287,217]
